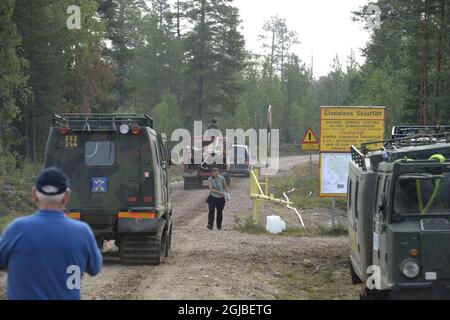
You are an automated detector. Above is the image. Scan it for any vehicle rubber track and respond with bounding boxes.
[120,233,166,265]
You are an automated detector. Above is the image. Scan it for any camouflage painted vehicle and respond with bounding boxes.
[44,114,172,265]
[348,126,450,299]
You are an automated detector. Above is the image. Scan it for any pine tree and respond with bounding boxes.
[0,0,29,155]
[13,0,108,161]
[103,0,149,109]
[258,16,299,77]
[182,0,245,123]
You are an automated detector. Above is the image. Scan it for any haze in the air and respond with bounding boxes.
[234,0,371,77]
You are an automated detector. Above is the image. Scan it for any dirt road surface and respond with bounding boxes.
[0,155,359,300]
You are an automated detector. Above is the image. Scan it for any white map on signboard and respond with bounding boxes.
[320,153,352,195]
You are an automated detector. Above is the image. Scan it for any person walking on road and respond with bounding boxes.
[207,168,229,230]
[0,167,102,300]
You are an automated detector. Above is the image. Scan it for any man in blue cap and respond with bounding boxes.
[0,167,102,300]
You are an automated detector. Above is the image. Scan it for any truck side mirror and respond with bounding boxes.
[379,193,387,217]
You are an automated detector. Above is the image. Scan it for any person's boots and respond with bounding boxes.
[207,224,213,230]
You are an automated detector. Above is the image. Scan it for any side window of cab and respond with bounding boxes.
[374,174,385,225]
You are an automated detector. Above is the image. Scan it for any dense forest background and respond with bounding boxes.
[0,0,449,171]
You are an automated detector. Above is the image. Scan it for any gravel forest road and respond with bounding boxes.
[0,155,358,300]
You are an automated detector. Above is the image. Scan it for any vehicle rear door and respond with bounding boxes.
[58,132,141,209]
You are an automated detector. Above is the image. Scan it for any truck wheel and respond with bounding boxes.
[184,178,195,190]
[360,288,389,300]
[349,259,362,284]
[184,178,202,189]
[119,222,167,265]
[197,178,203,189]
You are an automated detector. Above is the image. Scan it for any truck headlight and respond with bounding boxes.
[401,260,420,278]
[119,124,130,134]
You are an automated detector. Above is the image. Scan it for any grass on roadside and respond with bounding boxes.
[235,214,348,237]
[279,144,302,157]
[270,161,347,210]
[0,160,40,232]
[273,267,360,300]
[169,165,183,183]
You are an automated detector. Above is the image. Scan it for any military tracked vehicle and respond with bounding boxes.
[348,126,450,299]
[44,114,173,265]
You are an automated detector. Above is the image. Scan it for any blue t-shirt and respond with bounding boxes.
[0,210,102,300]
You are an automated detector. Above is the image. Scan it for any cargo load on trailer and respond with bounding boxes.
[183,127,231,189]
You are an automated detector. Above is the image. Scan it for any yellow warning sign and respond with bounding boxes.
[320,106,385,152]
[301,128,319,151]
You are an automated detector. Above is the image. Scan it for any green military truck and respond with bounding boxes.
[348,126,450,299]
[44,114,173,265]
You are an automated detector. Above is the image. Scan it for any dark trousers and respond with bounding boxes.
[208,196,225,228]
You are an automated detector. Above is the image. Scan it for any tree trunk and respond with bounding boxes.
[432,0,445,124]
[117,1,126,109]
[196,0,206,121]
[176,0,181,39]
[32,101,36,162]
[285,76,291,143]
[270,28,275,77]
[420,10,430,125]
[159,0,164,29]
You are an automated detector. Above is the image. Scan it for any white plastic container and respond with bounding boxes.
[266,215,286,234]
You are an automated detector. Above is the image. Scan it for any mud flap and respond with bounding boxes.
[118,217,159,234]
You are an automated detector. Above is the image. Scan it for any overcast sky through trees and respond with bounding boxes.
[234,0,370,77]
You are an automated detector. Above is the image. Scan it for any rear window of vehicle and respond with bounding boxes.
[85,141,115,166]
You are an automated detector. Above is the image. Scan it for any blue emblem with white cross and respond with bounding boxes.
[91,177,107,193]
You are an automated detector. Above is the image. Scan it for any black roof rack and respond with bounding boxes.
[392,126,450,140]
[53,114,154,131]
[361,132,450,154]
[351,146,367,171]
[351,130,450,172]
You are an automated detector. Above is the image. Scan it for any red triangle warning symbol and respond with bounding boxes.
[301,128,319,144]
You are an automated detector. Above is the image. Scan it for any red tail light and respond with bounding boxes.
[128,196,137,203]
[58,126,70,135]
[131,125,141,135]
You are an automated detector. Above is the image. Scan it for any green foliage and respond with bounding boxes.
[270,162,347,211]
[233,101,252,129]
[12,0,112,160]
[358,59,407,135]
[1,0,449,222]
[152,91,183,136]
[103,0,149,109]
[0,0,30,152]
[182,0,246,121]
[0,152,18,177]
[353,0,450,126]
[0,157,40,231]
